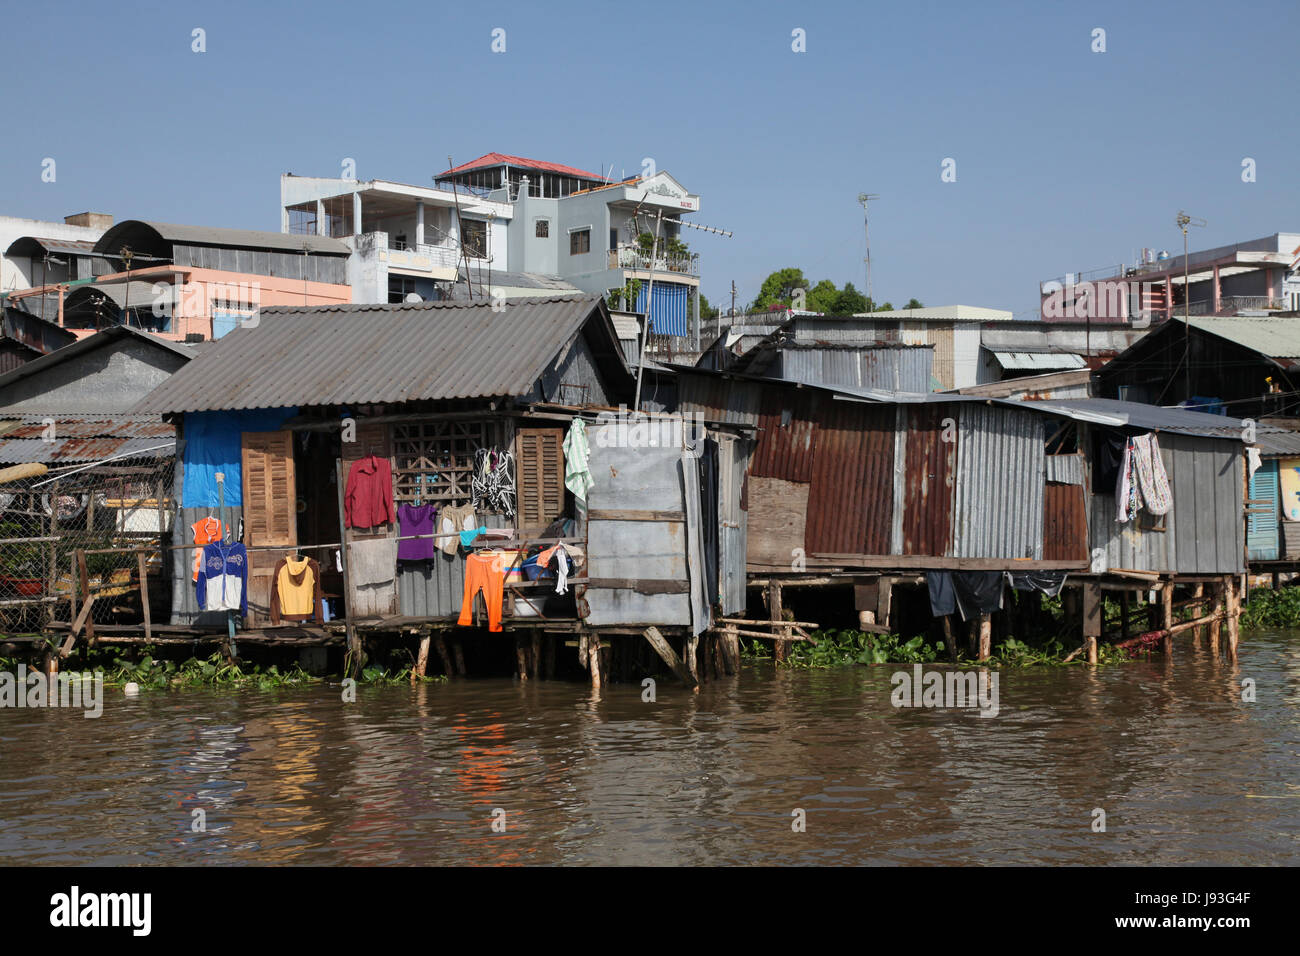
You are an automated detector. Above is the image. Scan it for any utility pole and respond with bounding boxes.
[730,280,737,318]
[858,193,879,308]
[1176,210,1206,403]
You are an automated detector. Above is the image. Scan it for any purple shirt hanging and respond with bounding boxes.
[397,503,438,561]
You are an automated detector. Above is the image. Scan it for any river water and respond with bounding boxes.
[1,632,1297,866]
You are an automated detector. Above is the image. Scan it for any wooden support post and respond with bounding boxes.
[1190,583,1204,643]
[712,630,727,676]
[137,552,152,644]
[968,616,979,657]
[545,634,556,678]
[452,640,466,676]
[589,634,602,688]
[1208,580,1224,658]
[1120,589,1130,642]
[977,613,992,661]
[335,458,361,679]
[1160,581,1174,657]
[75,549,95,647]
[723,625,740,677]
[1226,576,1240,663]
[940,615,957,663]
[876,576,893,631]
[531,630,541,679]
[768,581,787,663]
[434,634,453,676]
[414,632,431,681]
[515,635,528,681]
[685,633,699,685]
[643,626,697,687]
[1082,580,1101,665]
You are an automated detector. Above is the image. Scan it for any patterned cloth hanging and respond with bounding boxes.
[471,447,516,517]
[1116,432,1172,522]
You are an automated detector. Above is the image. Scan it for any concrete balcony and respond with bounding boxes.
[608,244,699,277]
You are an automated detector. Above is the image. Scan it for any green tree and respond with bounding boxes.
[699,293,719,321]
[753,267,809,311]
[904,298,924,310]
[805,279,839,313]
[831,282,868,315]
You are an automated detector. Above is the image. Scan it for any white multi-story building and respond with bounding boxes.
[280,153,703,338]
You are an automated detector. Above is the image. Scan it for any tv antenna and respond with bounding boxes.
[858,193,879,307]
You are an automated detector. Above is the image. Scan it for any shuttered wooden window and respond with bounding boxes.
[242,431,297,546]
[515,428,565,528]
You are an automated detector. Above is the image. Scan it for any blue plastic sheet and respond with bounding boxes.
[181,408,297,507]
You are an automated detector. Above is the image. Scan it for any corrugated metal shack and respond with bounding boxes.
[672,367,1249,664]
[132,294,734,685]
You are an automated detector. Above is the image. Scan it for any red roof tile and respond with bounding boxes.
[438,152,602,181]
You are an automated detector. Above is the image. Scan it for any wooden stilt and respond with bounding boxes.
[977,613,992,661]
[1226,576,1240,663]
[876,576,893,631]
[685,633,699,685]
[1160,581,1174,657]
[515,635,528,681]
[768,581,787,663]
[545,634,556,678]
[1190,583,1204,643]
[414,632,431,681]
[1082,581,1101,665]
[712,630,727,676]
[940,616,957,663]
[434,633,453,676]
[968,616,979,657]
[452,640,466,676]
[137,552,152,645]
[1120,589,1130,642]
[643,626,696,687]
[589,634,602,688]
[531,630,541,679]
[1208,580,1224,658]
[723,625,740,677]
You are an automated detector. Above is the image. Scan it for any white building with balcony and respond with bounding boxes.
[281,153,705,339]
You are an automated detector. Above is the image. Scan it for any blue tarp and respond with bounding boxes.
[636,282,690,337]
[181,408,297,507]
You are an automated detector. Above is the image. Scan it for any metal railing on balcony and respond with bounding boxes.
[1185,296,1284,316]
[385,240,462,270]
[608,244,700,277]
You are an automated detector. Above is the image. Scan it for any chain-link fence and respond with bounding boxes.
[0,456,174,633]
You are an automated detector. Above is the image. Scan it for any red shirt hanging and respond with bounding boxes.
[344,454,395,529]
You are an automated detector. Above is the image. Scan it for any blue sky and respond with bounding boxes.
[2,0,1296,316]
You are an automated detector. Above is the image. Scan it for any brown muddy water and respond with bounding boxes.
[1,632,1297,866]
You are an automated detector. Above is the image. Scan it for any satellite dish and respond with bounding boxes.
[404,292,423,304]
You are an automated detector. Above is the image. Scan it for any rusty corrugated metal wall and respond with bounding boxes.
[805,401,895,554]
[750,389,818,481]
[953,404,1045,559]
[901,405,954,555]
[1043,483,1088,560]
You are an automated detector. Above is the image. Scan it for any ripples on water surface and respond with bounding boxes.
[1,633,1297,865]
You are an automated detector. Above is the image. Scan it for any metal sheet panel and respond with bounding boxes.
[397,513,509,618]
[1045,454,1085,485]
[953,404,1045,559]
[902,405,955,555]
[1043,482,1088,560]
[1164,433,1244,574]
[805,401,895,554]
[675,373,762,426]
[583,420,692,626]
[716,434,749,615]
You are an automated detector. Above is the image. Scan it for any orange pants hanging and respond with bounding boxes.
[458,552,505,632]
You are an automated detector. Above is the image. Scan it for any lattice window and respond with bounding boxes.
[392,420,492,505]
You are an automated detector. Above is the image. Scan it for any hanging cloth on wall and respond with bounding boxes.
[457,551,506,632]
[1116,432,1172,522]
[437,504,477,556]
[196,540,248,616]
[396,503,438,561]
[190,516,223,582]
[471,448,516,517]
[270,555,324,624]
[563,419,593,501]
[1006,571,1068,597]
[344,454,395,530]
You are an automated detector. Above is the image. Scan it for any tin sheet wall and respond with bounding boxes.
[583,420,694,627]
[901,405,955,555]
[953,404,1045,559]
[805,400,894,554]
[716,433,749,614]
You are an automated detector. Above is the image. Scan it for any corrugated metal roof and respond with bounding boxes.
[4,236,100,258]
[0,416,174,464]
[0,326,194,393]
[93,221,351,257]
[1187,317,1300,358]
[134,294,625,413]
[991,350,1087,371]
